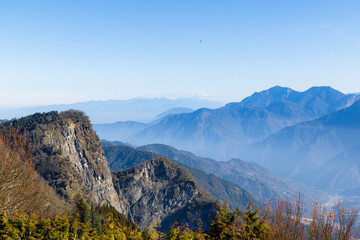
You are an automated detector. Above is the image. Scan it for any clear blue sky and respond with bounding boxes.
[1,0,360,107]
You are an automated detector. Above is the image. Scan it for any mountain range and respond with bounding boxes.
[92,86,360,207]
[94,86,360,160]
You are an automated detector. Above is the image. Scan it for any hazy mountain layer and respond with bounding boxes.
[243,100,360,186]
[98,86,359,160]
[93,107,196,141]
[312,144,360,192]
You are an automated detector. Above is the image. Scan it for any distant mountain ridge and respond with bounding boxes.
[0,97,223,124]
[99,86,360,160]
[225,86,357,112]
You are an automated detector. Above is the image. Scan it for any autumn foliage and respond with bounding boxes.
[0,128,45,216]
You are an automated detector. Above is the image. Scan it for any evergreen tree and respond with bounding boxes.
[209,201,242,239]
[241,202,268,239]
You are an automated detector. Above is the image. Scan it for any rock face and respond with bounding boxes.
[42,111,125,212]
[0,110,124,213]
[112,157,218,232]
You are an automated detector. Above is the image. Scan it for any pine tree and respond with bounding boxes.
[241,202,268,239]
[209,201,242,240]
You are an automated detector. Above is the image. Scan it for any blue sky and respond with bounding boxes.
[1,0,360,107]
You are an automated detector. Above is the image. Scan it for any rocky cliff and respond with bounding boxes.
[112,157,218,232]
[0,110,124,213]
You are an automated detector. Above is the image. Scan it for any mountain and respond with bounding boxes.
[102,142,258,210]
[0,111,125,213]
[121,86,359,160]
[137,143,331,207]
[225,86,357,113]
[112,157,218,232]
[0,98,223,124]
[243,100,360,185]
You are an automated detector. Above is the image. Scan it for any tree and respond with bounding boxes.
[241,202,268,239]
[209,201,242,239]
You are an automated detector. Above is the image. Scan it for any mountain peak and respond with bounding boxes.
[226,86,297,109]
[225,86,347,109]
[304,86,345,99]
[266,85,294,94]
